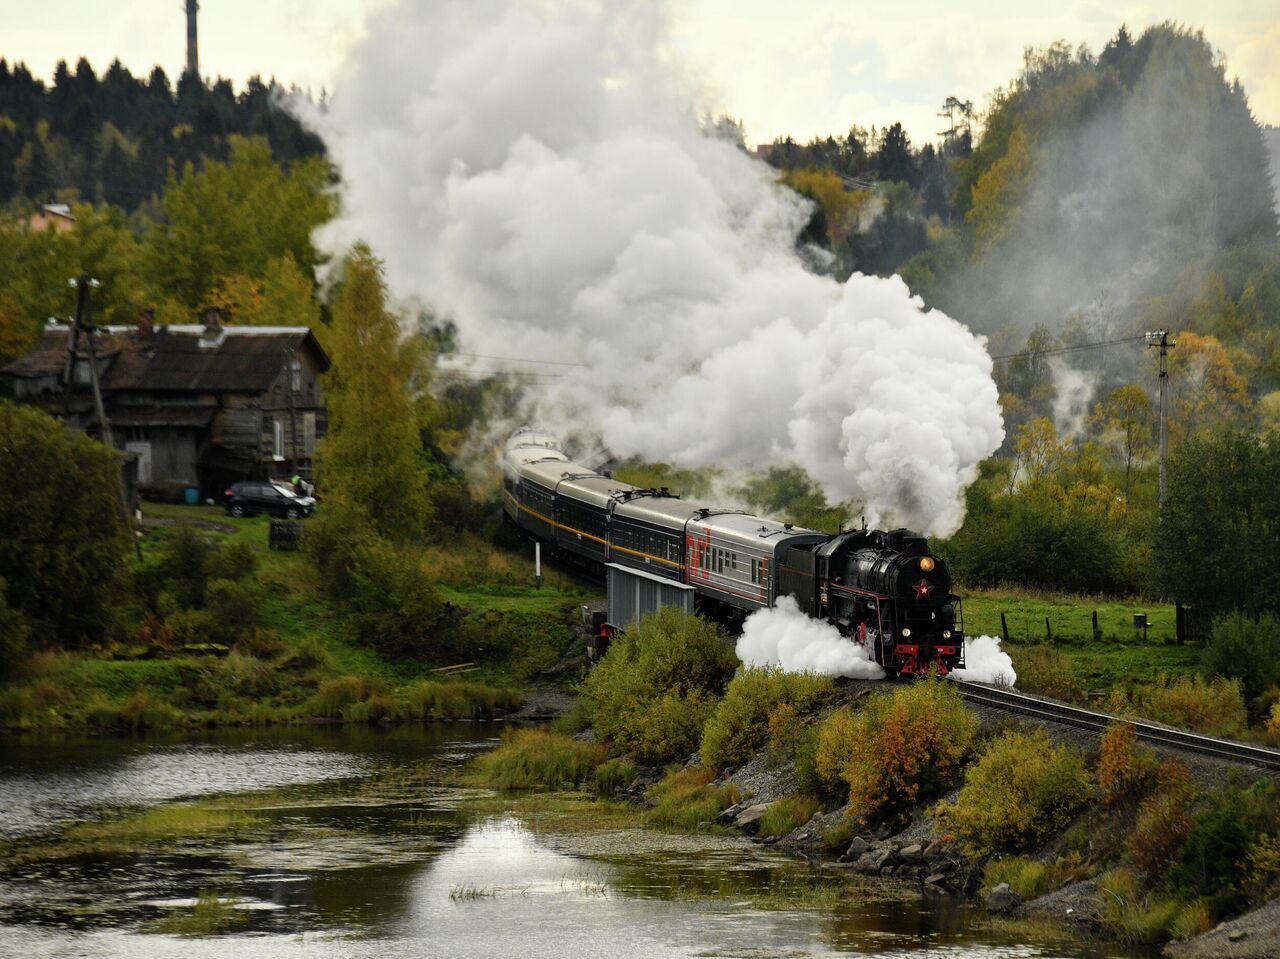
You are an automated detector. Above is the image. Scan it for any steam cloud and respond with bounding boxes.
[307,0,1004,535]
[949,635,1017,686]
[737,596,885,679]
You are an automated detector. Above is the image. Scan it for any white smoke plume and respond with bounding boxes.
[306,0,1004,535]
[737,596,885,679]
[949,635,1017,687]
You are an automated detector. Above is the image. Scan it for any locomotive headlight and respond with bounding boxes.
[919,556,936,572]
[942,630,952,639]
[901,628,912,638]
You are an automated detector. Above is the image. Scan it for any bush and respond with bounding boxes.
[646,766,739,830]
[1098,868,1211,946]
[700,668,833,773]
[472,728,606,791]
[1098,721,1157,806]
[983,855,1086,899]
[1128,762,1194,877]
[341,537,456,660]
[204,578,261,645]
[1245,834,1280,903]
[817,679,976,822]
[0,580,31,676]
[1109,675,1247,737]
[936,729,1091,855]
[757,794,822,839]
[1169,782,1279,912]
[1011,644,1083,702]
[312,675,366,717]
[1203,612,1280,706]
[593,758,638,796]
[402,680,521,720]
[581,608,737,764]
[0,402,130,646]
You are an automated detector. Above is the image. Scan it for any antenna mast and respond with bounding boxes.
[185,0,199,77]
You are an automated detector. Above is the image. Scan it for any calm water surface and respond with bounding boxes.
[0,725,1139,958]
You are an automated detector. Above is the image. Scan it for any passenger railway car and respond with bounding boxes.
[502,428,965,674]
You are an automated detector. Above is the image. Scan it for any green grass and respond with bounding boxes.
[961,590,1200,692]
[645,767,740,830]
[757,794,823,839]
[145,889,246,937]
[471,728,608,791]
[982,855,1087,900]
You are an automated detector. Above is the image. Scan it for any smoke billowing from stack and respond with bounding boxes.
[305,0,1004,536]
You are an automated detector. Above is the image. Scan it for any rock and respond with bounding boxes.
[900,843,923,862]
[853,853,879,874]
[716,803,742,826]
[924,840,943,857]
[873,846,899,870]
[986,883,1022,915]
[925,873,948,886]
[1228,931,1249,943]
[734,803,773,834]
[844,836,871,859]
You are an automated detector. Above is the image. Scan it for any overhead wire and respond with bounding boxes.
[989,334,1148,363]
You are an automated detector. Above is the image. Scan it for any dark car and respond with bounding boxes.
[223,481,316,519]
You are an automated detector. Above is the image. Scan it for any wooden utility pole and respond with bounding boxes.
[71,274,143,560]
[1145,330,1175,512]
[185,0,200,78]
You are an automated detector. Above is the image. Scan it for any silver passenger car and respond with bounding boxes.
[686,511,826,611]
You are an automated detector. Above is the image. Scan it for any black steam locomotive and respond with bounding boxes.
[503,428,965,676]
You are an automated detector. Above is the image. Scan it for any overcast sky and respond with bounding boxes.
[5,0,1278,146]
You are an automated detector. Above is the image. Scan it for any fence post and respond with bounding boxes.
[1045,617,1052,643]
[1176,601,1185,645]
[1092,610,1101,643]
[1000,612,1009,644]
[535,541,542,590]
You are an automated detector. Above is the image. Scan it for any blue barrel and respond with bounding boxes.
[184,487,200,505]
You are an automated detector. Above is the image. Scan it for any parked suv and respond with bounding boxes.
[223,481,316,519]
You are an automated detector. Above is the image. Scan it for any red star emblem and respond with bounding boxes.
[912,579,933,600]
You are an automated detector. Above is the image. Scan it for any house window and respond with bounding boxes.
[290,358,302,393]
[272,418,284,460]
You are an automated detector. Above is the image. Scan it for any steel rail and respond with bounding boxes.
[953,680,1280,772]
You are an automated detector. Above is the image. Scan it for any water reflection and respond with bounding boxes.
[0,725,1132,958]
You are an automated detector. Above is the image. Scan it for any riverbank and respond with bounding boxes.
[472,667,1280,957]
[0,502,593,733]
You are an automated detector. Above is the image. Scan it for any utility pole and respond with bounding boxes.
[1145,329,1175,512]
[70,274,143,560]
[185,0,200,78]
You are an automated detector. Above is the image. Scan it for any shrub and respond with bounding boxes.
[936,729,1091,855]
[1011,644,1083,702]
[593,758,638,796]
[216,651,279,699]
[982,855,1085,899]
[312,675,366,717]
[1267,701,1280,746]
[1169,782,1279,911]
[341,537,456,660]
[1203,612,1280,706]
[1111,675,1247,737]
[757,794,822,839]
[819,679,976,822]
[157,527,217,610]
[472,728,606,791]
[1127,762,1194,877]
[1097,868,1210,946]
[402,680,521,719]
[203,539,257,583]
[646,766,739,830]
[117,690,183,731]
[1245,834,1280,903]
[581,608,737,764]
[203,578,261,645]
[0,403,130,647]
[700,668,833,773]
[1098,721,1157,806]
[0,580,31,676]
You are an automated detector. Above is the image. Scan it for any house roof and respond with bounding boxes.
[3,324,330,394]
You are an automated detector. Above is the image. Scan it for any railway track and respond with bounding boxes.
[953,680,1280,772]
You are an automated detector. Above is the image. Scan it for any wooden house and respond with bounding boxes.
[2,311,329,498]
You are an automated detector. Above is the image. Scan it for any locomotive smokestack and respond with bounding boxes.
[185,0,199,78]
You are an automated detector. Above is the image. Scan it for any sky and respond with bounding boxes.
[4,0,1278,147]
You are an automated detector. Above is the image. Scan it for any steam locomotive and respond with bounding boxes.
[502,428,965,675]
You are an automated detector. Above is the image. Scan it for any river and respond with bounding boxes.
[0,724,1141,958]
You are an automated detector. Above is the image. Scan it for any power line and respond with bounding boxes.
[451,351,588,368]
[990,335,1147,363]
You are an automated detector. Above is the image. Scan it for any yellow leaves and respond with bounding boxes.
[1169,331,1250,438]
[782,167,877,246]
[965,126,1035,251]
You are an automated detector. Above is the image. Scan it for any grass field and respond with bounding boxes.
[960,588,1202,691]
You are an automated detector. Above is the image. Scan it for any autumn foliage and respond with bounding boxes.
[816,679,975,823]
[1098,721,1157,806]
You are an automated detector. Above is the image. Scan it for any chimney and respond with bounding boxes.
[199,306,226,349]
[137,308,155,339]
[185,0,200,78]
